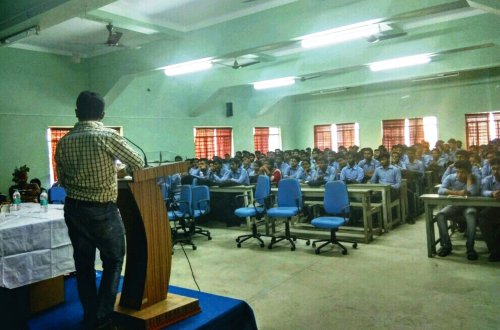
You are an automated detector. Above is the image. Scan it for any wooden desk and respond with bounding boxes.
[271,185,376,243]
[348,183,401,232]
[420,194,500,257]
[209,185,255,229]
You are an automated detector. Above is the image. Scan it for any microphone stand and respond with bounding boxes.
[123,136,149,167]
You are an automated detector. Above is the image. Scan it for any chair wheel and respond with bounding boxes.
[236,238,240,243]
[293,237,297,241]
[353,243,358,249]
[193,245,197,250]
[305,240,310,245]
[312,243,316,248]
[315,249,320,254]
[260,243,265,248]
[208,236,212,240]
[342,250,347,255]
[268,245,273,249]
[291,246,296,251]
[237,243,241,248]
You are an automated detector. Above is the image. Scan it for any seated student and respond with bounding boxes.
[436,160,481,260]
[210,158,228,185]
[390,151,406,170]
[478,157,500,262]
[259,159,282,185]
[299,159,316,183]
[333,153,347,180]
[481,150,500,178]
[441,150,481,182]
[340,152,364,184]
[309,156,333,185]
[188,158,200,175]
[220,158,250,185]
[274,154,290,175]
[358,147,380,183]
[370,151,402,201]
[283,156,303,180]
[9,165,41,203]
[426,148,446,184]
[247,160,262,184]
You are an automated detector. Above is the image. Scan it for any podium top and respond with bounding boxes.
[132,161,189,182]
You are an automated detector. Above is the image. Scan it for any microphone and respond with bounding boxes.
[123,136,149,167]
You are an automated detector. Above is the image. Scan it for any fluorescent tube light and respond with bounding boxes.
[300,20,390,49]
[253,77,296,90]
[369,54,431,72]
[0,26,39,45]
[163,57,213,76]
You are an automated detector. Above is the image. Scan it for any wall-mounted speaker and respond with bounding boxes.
[226,102,233,117]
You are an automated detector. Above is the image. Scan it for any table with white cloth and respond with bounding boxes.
[0,203,74,289]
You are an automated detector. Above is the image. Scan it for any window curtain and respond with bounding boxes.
[254,127,270,153]
[51,128,71,182]
[314,125,332,151]
[465,113,489,148]
[493,112,500,141]
[408,118,424,145]
[215,128,232,157]
[337,123,355,149]
[382,119,405,150]
[195,128,215,159]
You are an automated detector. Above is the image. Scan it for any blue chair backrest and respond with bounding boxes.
[177,185,192,214]
[277,179,302,207]
[192,185,210,212]
[323,181,350,215]
[254,175,271,205]
[49,186,66,204]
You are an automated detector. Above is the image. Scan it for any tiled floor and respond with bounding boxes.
[166,215,499,329]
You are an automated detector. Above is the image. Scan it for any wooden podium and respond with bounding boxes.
[114,162,200,329]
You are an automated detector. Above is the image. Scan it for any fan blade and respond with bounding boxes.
[107,31,122,45]
[238,60,260,68]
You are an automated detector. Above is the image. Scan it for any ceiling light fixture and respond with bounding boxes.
[300,20,391,49]
[163,57,213,76]
[411,72,459,82]
[369,54,431,72]
[253,76,296,90]
[0,25,39,45]
[311,87,348,96]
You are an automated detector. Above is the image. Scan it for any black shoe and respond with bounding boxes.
[488,253,500,262]
[437,247,452,257]
[466,249,478,261]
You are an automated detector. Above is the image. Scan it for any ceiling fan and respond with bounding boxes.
[104,23,123,46]
[217,57,261,69]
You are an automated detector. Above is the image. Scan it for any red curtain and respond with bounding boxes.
[408,118,424,145]
[337,123,355,149]
[465,113,489,148]
[493,112,500,141]
[195,128,215,159]
[51,128,72,182]
[215,128,232,157]
[254,127,270,153]
[314,125,331,151]
[195,128,232,159]
[382,119,405,150]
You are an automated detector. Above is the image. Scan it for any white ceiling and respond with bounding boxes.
[2,0,300,58]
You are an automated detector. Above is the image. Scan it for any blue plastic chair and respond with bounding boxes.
[48,186,66,204]
[311,181,358,255]
[191,185,212,240]
[234,175,271,248]
[267,179,310,251]
[167,185,196,250]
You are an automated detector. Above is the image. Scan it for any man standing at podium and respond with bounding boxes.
[55,91,144,329]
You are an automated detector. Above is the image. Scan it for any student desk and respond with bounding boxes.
[420,194,500,257]
[348,183,403,232]
[271,186,377,243]
[209,185,255,228]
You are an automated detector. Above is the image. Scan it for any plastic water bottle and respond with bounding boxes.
[40,189,49,212]
[12,189,21,211]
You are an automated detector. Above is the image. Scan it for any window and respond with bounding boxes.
[48,126,122,184]
[465,111,500,148]
[314,123,359,151]
[382,116,436,149]
[194,127,233,159]
[253,127,281,153]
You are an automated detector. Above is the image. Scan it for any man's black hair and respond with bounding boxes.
[76,91,105,120]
